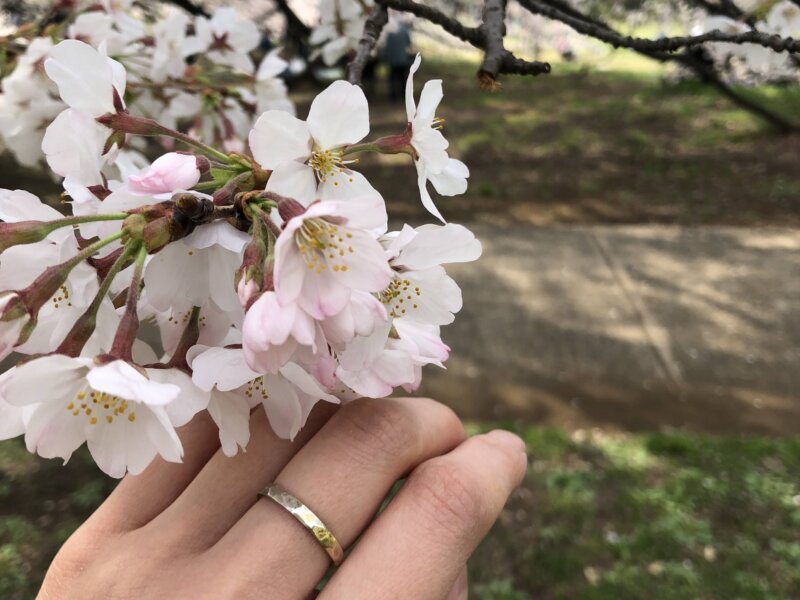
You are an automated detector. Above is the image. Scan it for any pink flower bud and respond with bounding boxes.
[128,153,202,197]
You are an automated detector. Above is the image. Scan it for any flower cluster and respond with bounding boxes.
[0,2,294,170]
[0,34,476,478]
[310,0,377,66]
[698,1,800,83]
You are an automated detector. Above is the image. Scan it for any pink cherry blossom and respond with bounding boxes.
[273,195,392,320]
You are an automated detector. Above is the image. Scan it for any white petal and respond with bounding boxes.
[4,355,86,406]
[416,161,446,223]
[415,79,443,124]
[249,110,311,169]
[307,80,369,149]
[393,223,481,270]
[265,161,318,205]
[405,53,422,121]
[207,390,251,456]
[191,346,261,392]
[428,158,470,197]
[87,360,180,406]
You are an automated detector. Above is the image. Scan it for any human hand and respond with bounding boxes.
[39,397,527,599]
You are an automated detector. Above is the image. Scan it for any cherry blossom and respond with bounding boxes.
[405,55,470,222]
[144,219,250,314]
[2,356,183,478]
[273,195,392,319]
[45,40,127,118]
[249,80,375,203]
[191,345,339,443]
[184,8,260,74]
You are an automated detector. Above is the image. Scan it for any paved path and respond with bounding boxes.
[420,225,800,435]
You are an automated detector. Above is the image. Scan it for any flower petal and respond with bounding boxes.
[249,110,311,169]
[307,80,369,149]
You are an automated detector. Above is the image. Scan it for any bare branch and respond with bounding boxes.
[478,0,508,88]
[376,0,483,45]
[375,0,550,86]
[348,5,389,84]
[518,0,800,54]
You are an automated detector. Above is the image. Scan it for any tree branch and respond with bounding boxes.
[525,0,797,133]
[347,5,389,84]
[164,0,208,18]
[518,0,800,54]
[477,0,508,88]
[375,0,550,85]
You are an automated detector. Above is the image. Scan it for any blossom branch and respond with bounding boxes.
[347,5,389,84]
[478,0,509,90]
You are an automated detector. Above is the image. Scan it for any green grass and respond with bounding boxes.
[2,428,799,599]
[470,425,800,599]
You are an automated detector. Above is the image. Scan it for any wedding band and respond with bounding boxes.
[259,483,345,567]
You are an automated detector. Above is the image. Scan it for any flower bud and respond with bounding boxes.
[235,231,271,309]
[0,220,56,253]
[0,292,33,360]
[277,197,307,223]
[128,152,204,197]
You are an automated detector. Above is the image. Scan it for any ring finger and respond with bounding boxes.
[209,396,465,599]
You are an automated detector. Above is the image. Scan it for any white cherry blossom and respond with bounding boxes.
[191,345,339,443]
[3,356,183,478]
[249,80,375,203]
[144,219,249,314]
[405,54,470,222]
[45,40,127,117]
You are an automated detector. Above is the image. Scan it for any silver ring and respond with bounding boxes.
[259,483,344,566]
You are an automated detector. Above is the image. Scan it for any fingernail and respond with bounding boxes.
[485,429,526,454]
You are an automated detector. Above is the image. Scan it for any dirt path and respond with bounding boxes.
[420,224,800,435]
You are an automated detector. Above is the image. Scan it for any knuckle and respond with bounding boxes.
[408,459,489,539]
[333,398,420,467]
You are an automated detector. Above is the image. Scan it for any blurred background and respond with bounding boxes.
[0,0,798,598]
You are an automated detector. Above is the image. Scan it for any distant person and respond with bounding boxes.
[383,20,413,102]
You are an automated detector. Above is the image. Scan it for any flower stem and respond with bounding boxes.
[20,230,125,314]
[97,112,231,163]
[166,306,201,370]
[109,244,147,362]
[55,243,136,357]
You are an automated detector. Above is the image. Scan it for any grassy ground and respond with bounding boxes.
[1,428,798,599]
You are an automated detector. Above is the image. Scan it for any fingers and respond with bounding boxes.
[319,430,527,600]
[144,401,338,551]
[85,410,221,534]
[211,397,466,599]
[446,567,469,600]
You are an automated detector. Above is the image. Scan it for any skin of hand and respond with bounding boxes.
[38,397,527,600]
